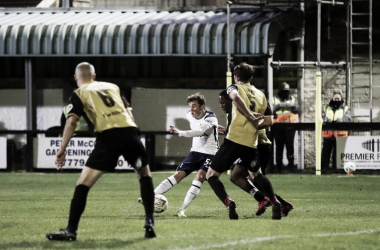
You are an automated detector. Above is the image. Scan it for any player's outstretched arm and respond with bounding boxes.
[56,115,78,170]
[171,123,211,137]
[169,126,180,135]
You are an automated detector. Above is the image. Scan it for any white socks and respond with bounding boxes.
[155,177,203,212]
[179,180,202,211]
[154,176,177,194]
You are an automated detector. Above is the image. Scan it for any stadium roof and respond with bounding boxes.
[0,9,303,57]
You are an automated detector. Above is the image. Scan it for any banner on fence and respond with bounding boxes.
[0,137,6,169]
[33,138,134,170]
[337,136,380,170]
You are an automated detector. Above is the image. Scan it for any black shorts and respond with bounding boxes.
[86,127,148,172]
[210,139,259,173]
[176,151,214,176]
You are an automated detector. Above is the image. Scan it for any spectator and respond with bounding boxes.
[321,91,351,172]
[272,82,299,173]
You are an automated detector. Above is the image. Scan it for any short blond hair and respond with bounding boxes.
[75,62,95,80]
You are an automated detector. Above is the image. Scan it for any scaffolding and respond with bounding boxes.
[348,0,374,123]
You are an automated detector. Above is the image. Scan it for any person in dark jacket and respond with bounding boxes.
[272,82,299,173]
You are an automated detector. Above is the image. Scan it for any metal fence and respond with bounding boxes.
[271,123,380,174]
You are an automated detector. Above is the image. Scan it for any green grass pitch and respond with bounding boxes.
[1,172,380,250]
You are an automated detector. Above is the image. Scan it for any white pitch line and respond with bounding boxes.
[313,228,380,237]
[337,175,380,178]
[174,235,295,250]
[174,228,380,250]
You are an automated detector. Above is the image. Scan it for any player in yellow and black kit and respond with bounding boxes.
[218,89,293,217]
[46,62,156,241]
[206,62,282,220]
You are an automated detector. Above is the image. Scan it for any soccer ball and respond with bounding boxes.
[154,194,168,213]
[344,161,356,174]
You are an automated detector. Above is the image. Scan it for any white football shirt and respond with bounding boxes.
[178,110,219,155]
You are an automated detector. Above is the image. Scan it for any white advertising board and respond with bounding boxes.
[34,138,133,170]
[337,136,380,170]
[0,137,7,169]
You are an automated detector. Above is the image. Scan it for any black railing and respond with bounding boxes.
[269,123,380,173]
[1,123,379,172]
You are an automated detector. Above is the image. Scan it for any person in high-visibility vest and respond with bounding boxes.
[272,82,299,173]
[321,91,351,172]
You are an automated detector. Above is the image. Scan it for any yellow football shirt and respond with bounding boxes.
[226,83,270,148]
[67,81,136,132]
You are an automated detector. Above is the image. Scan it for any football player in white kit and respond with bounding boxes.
[155,92,219,217]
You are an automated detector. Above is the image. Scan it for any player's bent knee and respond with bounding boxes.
[173,171,186,183]
[136,165,151,177]
[229,174,238,183]
[206,168,221,179]
[251,169,262,177]
[195,171,206,182]
[196,176,206,183]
